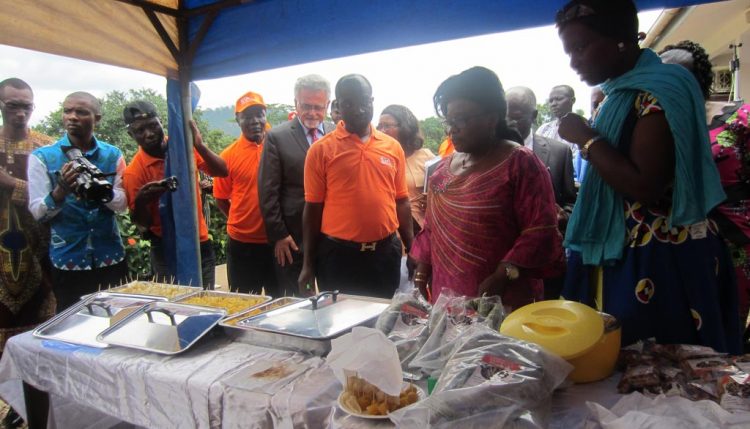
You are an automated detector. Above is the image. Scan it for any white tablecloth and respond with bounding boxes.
[0,332,625,429]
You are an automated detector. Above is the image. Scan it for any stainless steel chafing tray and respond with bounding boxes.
[33,292,166,348]
[220,297,304,328]
[96,301,226,355]
[223,292,389,355]
[174,290,271,318]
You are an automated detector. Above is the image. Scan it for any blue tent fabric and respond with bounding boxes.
[163,80,203,286]
[184,0,717,80]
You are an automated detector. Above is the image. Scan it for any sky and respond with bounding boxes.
[0,10,661,127]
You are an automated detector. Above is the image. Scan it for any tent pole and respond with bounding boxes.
[178,12,203,287]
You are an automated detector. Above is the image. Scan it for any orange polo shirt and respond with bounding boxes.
[304,122,408,242]
[213,135,267,243]
[123,147,209,242]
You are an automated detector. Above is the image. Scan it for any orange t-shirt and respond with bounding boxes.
[304,122,408,242]
[123,147,209,242]
[213,136,267,243]
[438,137,455,158]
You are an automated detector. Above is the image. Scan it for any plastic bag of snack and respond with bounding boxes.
[617,365,661,394]
[717,372,750,412]
[375,289,432,378]
[409,290,505,376]
[680,357,738,382]
[390,325,571,427]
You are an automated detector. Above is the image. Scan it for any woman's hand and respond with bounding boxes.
[477,270,508,298]
[413,262,432,301]
[558,113,598,146]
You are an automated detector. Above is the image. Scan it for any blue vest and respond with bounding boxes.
[32,135,125,270]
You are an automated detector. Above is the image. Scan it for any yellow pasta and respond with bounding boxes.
[180,295,265,315]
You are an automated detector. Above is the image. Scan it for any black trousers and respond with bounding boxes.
[273,248,303,297]
[227,238,278,296]
[315,234,401,299]
[52,260,129,312]
[150,238,216,288]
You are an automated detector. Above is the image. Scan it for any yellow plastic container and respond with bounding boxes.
[500,300,621,383]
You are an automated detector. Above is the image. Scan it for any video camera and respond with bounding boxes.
[62,147,115,203]
[159,176,179,192]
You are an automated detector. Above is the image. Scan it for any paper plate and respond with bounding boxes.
[337,383,425,420]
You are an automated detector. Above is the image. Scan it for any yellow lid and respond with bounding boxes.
[499,300,604,360]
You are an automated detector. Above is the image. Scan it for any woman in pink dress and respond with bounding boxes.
[410,67,565,310]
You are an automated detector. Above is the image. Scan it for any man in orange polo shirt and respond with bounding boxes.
[122,101,227,288]
[213,92,278,294]
[299,74,414,298]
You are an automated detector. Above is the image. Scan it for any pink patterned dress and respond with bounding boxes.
[410,146,564,309]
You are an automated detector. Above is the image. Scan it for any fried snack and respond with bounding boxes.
[180,294,265,315]
[111,281,195,299]
[341,375,419,416]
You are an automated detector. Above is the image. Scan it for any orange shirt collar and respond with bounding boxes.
[237,134,264,146]
[135,147,166,167]
[332,122,381,142]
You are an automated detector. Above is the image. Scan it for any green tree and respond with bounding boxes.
[266,103,295,127]
[419,116,446,154]
[534,103,553,129]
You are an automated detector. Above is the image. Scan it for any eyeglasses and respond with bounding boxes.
[555,4,596,25]
[0,100,34,113]
[442,112,488,131]
[297,103,327,113]
[376,122,399,131]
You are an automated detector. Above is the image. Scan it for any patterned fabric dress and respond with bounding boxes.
[708,103,750,337]
[0,129,56,353]
[563,94,741,354]
[411,146,564,310]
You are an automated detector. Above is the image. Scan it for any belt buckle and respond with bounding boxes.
[360,241,377,252]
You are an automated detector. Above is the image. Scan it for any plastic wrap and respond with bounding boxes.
[390,325,572,428]
[375,289,432,379]
[409,290,505,376]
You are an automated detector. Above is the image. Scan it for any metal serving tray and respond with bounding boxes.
[106,281,201,301]
[225,292,389,355]
[174,290,271,318]
[33,292,165,348]
[221,297,304,328]
[97,301,226,355]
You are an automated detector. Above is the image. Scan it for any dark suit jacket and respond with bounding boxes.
[532,134,577,212]
[258,119,335,244]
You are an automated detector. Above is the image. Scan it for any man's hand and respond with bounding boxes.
[135,180,170,203]
[51,161,79,202]
[558,113,598,146]
[297,265,316,297]
[413,262,431,301]
[274,235,299,267]
[189,120,205,149]
[0,169,16,190]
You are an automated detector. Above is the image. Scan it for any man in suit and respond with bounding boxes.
[506,86,576,300]
[506,87,576,214]
[258,74,334,295]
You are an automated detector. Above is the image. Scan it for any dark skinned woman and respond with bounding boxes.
[410,66,564,310]
[557,0,740,353]
[377,105,435,232]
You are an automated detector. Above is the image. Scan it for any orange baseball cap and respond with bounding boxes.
[235,91,265,113]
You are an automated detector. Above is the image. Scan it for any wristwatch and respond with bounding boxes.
[505,264,520,281]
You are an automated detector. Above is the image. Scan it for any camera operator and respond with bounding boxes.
[28,92,128,312]
[122,101,227,288]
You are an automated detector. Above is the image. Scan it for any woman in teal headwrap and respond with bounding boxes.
[556,0,741,353]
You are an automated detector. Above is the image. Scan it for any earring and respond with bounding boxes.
[617,42,625,52]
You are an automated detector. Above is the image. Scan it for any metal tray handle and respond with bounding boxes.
[85,301,113,317]
[309,290,339,310]
[146,308,177,325]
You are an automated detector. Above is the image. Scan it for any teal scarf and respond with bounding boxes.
[564,49,725,265]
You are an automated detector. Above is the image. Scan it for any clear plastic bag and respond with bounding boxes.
[390,325,572,428]
[409,290,505,377]
[374,289,432,379]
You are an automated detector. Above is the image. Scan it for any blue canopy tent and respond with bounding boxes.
[0,0,719,285]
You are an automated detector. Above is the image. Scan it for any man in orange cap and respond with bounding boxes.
[213,91,278,294]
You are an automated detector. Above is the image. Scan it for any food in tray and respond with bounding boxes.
[340,375,419,416]
[180,294,266,315]
[224,298,299,326]
[110,281,194,299]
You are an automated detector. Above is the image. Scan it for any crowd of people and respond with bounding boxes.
[0,0,747,376]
